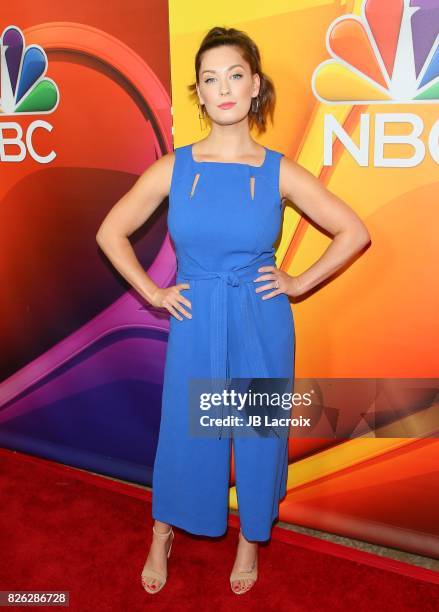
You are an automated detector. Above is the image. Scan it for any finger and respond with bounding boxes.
[172,300,192,319]
[261,289,282,300]
[255,281,278,294]
[257,266,275,273]
[253,273,276,285]
[177,283,191,291]
[176,294,192,309]
[163,300,183,321]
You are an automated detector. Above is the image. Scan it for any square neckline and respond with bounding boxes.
[190,143,268,168]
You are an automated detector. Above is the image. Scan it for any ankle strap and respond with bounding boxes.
[153,525,173,538]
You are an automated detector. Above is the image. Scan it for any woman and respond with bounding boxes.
[96,27,371,595]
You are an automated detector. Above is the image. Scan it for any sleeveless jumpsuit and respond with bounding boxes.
[151,143,295,541]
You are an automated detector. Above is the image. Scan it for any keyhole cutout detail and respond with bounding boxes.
[249,176,255,201]
[190,173,200,198]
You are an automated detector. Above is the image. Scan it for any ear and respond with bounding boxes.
[196,83,204,106]
[252,73,261,97]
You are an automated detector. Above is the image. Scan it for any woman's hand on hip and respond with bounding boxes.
[150,284,192,321]
[254,266,302,299]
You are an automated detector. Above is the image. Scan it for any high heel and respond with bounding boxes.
[141,524,174,594]
[230,529,258,594]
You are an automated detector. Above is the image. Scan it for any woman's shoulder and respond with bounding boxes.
[173,143,192,155]
[262,147,286,172]
[265,145,285,159]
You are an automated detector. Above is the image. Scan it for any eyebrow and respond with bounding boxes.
[201,64,245,75]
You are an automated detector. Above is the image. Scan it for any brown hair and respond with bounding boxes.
[187,26,276,135]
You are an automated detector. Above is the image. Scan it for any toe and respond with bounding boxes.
[146,578,158,590]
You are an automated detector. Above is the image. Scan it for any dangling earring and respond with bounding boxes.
[197,103,207,131]
[251,96,260,113]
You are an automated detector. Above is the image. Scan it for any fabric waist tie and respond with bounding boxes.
[176,255,275,439]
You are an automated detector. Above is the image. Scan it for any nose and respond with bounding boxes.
[220,78,230,96]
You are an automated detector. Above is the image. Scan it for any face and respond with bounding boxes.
[196,45,260,126]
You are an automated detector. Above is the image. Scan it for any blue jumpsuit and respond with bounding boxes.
[152,143,295,541]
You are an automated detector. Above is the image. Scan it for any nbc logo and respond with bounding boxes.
[311,0,439,167]
[0,24,59,163]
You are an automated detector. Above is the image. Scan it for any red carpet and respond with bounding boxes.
[0,448,437,611]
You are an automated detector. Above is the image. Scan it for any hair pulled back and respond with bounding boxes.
[187,26,276,135]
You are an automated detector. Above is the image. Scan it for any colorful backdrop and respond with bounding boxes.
[0,0,438,558]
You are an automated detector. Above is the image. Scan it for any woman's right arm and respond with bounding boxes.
[95,153,192,321]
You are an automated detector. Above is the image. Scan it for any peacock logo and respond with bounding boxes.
[312,0,439,104]
[0,25,59,115]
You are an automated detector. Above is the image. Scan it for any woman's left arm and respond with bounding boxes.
[256,156,371,299]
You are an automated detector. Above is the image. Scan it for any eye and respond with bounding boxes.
[232,73,243,79]
[204,77,215,84]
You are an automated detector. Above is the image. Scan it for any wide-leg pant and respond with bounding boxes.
[152,278,295,541]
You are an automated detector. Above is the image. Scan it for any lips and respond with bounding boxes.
[218,102,236,109]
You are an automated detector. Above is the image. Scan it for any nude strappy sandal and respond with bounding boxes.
[141,524,174,594]
[230,529,258,594]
